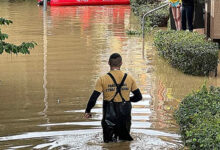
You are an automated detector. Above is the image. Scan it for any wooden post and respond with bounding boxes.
[210,0,220,39]
[193,0,205,29]
[205,0,211,38]
[205,0,220,40]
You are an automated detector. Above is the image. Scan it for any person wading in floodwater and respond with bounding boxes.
[85,53,142,143]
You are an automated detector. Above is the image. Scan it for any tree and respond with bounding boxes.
[0,17,37,54]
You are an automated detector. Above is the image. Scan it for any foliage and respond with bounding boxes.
[130,0,160,5]
[126,30,141,35]
[174,85,220,150]
[154,30,219,76]
[130,0,169,28]
[197,0,207,4]
[0,17,36,54]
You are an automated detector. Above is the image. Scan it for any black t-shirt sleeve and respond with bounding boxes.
[85,90,101,113]
[130,88,142,102]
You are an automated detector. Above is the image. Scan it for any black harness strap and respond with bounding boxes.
[107,73,127,102]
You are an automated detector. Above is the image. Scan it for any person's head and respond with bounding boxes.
[108,53,122,68]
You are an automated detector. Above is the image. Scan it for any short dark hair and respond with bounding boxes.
[109,53,122,67]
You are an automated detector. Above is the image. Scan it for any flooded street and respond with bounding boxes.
[0,0,219,149]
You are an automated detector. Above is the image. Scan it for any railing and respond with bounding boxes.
[141,2,169,54]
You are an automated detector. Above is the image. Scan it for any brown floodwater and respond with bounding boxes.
[0,0,220,149]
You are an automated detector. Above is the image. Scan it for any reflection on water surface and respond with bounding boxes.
[1,0,219,149]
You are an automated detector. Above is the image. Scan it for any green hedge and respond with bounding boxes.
[154,30,219,76]
[130,0,169,28]
[131,0,160,5]
[174,85,220,150]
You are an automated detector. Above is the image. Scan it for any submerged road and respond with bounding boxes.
[1,0,217,149]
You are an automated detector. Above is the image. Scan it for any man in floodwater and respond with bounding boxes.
[85,53,142,143]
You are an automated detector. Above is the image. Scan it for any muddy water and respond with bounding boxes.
[0,0,219,149]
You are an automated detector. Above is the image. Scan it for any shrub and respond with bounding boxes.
[126,30,141,35]
[130,1,169,28]
[130,0,160,5]
[154,30,219,76]
[0,17,36,54]
[174,85,220,150]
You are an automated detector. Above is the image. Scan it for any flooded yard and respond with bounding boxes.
[0,0,219,149]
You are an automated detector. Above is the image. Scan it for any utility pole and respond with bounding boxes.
[43,0,47,11]
[42,0,49,129]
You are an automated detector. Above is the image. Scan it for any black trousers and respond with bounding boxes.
[181,5,194,31]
